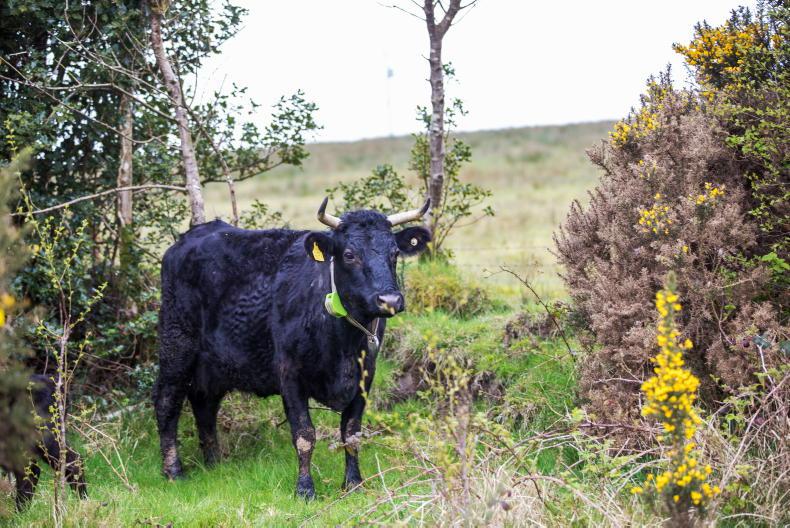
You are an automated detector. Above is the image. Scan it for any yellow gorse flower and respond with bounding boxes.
[610,80,669,148]
[632,277,720,509]
[0,292,15,327]
[694,181,725,206]
[610,106,659,147]
[674,22,759,89]
[637,198,672,236]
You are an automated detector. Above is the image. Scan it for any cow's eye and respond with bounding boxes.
[343,249,356,262]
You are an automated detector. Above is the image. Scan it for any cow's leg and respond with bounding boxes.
[39,434,87,499]
[153,377,188,480]
[281,384,316,499]
[65,446,88,499]
[188,389,223,467]
[13,462,40,511]
[340,394,366,491]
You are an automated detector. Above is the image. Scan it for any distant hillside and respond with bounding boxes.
[204,121,614,299]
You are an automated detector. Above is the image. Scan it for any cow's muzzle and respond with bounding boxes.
[376,293,404,316]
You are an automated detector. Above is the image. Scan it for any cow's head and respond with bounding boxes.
[304,198,431,319]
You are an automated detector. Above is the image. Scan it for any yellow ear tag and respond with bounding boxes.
[312,241,325,262]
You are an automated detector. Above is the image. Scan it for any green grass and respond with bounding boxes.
[203,121,612,299]
[387,309,577,432]
[4,392,416,526]
[1,308,578,526]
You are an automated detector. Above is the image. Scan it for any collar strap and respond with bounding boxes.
[324,258,380,353]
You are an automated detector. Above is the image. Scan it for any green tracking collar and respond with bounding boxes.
[323,258,380,353]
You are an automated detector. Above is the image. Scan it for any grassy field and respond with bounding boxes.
[2,311,578,526]
[2,122,615,526]
[204,121,613,299]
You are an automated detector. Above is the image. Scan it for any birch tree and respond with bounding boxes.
[147,0,206,225]
[420,0,477,232]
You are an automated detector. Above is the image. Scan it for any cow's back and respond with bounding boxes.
[158,220,307,389]
[161,220,306,319]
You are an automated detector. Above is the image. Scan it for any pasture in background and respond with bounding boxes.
[204,121,612,301]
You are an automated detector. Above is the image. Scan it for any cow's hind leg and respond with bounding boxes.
[281,383,316,500]
[153,377,188,480]
[40,434,88,499]
[340,394,366,491]
[13,462,40,511]
[65,446,88,499]
[188,389,223,467]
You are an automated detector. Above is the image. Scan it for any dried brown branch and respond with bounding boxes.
[498,266,576,360]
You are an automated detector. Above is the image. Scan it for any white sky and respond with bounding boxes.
[198,0,753,142]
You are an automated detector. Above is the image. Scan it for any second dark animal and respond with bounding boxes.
[2,374,87,511]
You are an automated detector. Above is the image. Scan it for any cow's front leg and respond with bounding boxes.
[340,393,366,491]
[282,385,316,500]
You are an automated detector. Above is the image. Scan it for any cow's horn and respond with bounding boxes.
[387,198,431,227]
[317,197,341,229]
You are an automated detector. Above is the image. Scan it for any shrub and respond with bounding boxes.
[673,1,789,256]
[403,260,492,318]
[327,163,413,216]
[238,199,286,230]
[555,6,788,429]
[0,152,32,474]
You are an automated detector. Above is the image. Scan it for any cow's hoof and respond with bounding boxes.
[296,475,316,500]
[342,477,364,492]
[163,464,185,481]
[203,451,220,467]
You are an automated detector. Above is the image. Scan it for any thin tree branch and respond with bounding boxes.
[498,266,576,361]
[147,0,206,225]
[13,185,186,216]
[381,2,426,22]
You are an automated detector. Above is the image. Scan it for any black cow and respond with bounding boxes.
[154,198,431,498]
[2,374,87,511]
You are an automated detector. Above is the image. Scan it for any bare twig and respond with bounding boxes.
[498,266,576,360]
[12,185,186,216]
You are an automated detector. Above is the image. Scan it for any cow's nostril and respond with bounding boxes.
[376,294,403,314]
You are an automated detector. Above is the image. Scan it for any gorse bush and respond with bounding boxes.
[556,1,788,434]
[0,152,32,475]
[674,1,789,257]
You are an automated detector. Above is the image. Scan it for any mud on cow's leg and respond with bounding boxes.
[340,394,366,491]
[189,389,223,466]
[153,377,188,480]
[282,384,316,500]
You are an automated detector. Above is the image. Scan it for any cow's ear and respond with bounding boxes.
[395,226,431,256]
[305,232,335,263]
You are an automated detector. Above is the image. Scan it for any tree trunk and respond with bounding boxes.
[427,31,445,235]
[148,1,205,226]
[117,93,138,316]
[423,0,462,236]
[117,94,133,229]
